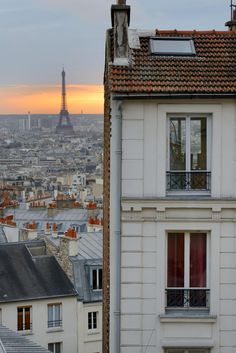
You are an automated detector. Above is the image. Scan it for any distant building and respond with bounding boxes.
[0,241,78,353]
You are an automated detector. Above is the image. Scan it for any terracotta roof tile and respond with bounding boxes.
[108,30,236,94]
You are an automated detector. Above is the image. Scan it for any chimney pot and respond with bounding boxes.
[117,0,126,4]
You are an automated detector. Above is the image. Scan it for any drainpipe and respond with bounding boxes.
[110,98,122,353]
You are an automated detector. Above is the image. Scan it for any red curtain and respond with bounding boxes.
[190,233,206,287]
[25,307,31,330]
[17,308,23,330]
[168,233,184,287]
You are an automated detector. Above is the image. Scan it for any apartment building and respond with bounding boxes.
[0,241,78,353]
[103,1,236,353]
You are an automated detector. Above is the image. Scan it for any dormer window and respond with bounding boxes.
[91,268,102,291]
[150,37,196,56]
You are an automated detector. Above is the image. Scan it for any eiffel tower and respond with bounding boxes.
[55,69,74,135]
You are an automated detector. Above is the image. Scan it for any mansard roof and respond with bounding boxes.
[0,241,77,303]
[107,30,236,96]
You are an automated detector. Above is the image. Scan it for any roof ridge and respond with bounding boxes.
[155,29,236,35]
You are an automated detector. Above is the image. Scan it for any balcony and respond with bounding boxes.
[166,171,211,192]
[47,320,62,328]
[166,288,210,310]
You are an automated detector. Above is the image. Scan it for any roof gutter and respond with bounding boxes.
[112,92,236,100]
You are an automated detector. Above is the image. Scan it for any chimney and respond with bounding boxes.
[52,223,58,238]
[62,228,79,257]
[225,4,236,30]
[111,0,131,65]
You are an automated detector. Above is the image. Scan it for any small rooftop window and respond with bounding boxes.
[150,37,196,56]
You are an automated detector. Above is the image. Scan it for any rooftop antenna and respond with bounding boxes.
[230,0,236,20]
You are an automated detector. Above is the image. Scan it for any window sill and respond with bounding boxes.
[166,190,211,196]
[160,313,217,323]
[19,330,33,336]
[87,329,100,335]
[46,327,63,333]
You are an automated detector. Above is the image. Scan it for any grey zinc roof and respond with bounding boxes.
[0,241,77,303]
[4,208,87,233]
[0,325,51,353]
[4,208,87,221]
[77,232,103,260]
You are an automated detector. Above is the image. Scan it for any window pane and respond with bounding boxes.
[99,269,102,289]
[150,38,195,55]
[88,312,92,329]
[48,306,53,322]
[24,307,31,330]
[93,312,97,329]
[17,308,23,331]
[92,269,97,289]
[170,118,186,170]
[191,118,207,170]
[55,305,61,321]
[48,343,54,352]
[168,233,184,287]
[55,343,61,353]
[190,233,206,287]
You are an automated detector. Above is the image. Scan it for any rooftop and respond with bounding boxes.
[0,241,77,303]
[107,29,236,95]
[0,325,51,353]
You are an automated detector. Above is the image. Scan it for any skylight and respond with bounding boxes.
[150,37,196,56]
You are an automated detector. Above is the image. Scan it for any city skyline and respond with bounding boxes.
[0,0,231,114]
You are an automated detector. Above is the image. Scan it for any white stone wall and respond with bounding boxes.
[113,99,236,353]
[119,205,236,353]
[122,99,236,198]
[0,297,78,353]
[77,301,102,353]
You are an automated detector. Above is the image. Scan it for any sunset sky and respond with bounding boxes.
[0,0,229,114]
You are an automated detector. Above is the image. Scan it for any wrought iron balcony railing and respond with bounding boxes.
[17,322,32,331]
[166,289,210,309]
[48,320,62,328]
[166,171,211,191]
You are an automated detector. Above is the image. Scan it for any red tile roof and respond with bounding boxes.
[108,30,236,95]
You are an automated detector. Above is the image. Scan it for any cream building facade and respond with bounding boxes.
[104,2,236,353]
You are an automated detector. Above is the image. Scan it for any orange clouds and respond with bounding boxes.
[0,84,104,114]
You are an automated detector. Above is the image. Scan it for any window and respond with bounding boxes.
[166,232,209,310]
[17,306,32,331]
[48,342,62,353]
[167,115,211,192]
[91,268,102,290]
[150,37,196,56]
[48,304,62,328]
[88,311,98,330]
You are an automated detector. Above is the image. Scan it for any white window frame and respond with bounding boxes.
[165,230,211,310]
[47,303,62,328]
[91,268,102,291]
[88,311,98,330]
[48,342,63,353]
[167,114,212,195]
[17,306,32,331]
